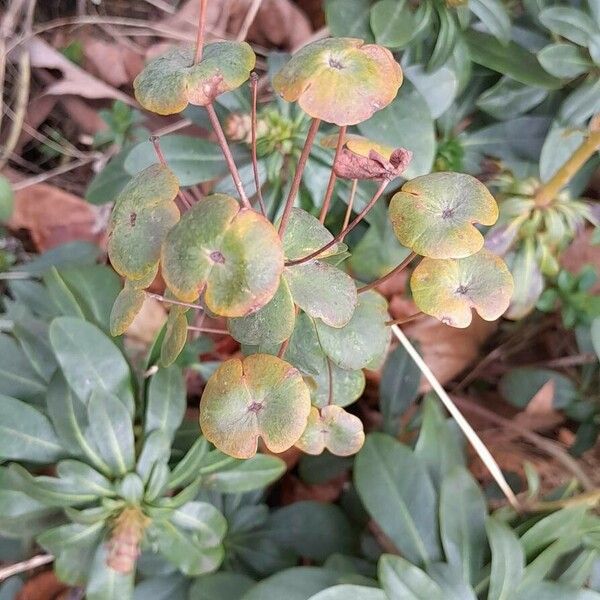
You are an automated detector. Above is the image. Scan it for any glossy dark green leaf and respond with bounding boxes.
[0,394,63,463]
[439,467,487,584]
[486,518,525,600]
[379,343,420,434]
[145,365,186,441]
[49,317,133,411]
[378,554,444,599]
[354,433,440,564]
[266,501,357,561]
[125,136,228,186]
[87,390,135,476]
[465,31,562,89]
[315,290,389,370]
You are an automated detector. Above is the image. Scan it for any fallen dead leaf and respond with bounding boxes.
[280,472,348,505]
[83,37,144,88]
[9,183,104,251]
[16,569,67,600]
[525,379,556,415]
[126,296,167,345]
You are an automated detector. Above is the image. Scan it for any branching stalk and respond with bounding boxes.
[535,128,600,207]
[278,117,321,237]
[193,0,208,64]
[286,179,389,266]
[386,311,423,326]
[359,252,417,294]
[205,103,251,208]
[318,125,347,223]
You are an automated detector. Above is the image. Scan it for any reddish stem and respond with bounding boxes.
[278,117,321,237]
[250,72,266,216]
[194,0,208,64]
[358,252,417,294]
[206,103,251,209]
[318,125,346,223]
[285,179,389,266]
[385,312,424,326]
[150,135,192,209]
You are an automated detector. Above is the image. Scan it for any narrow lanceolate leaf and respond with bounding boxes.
[354,433,440,564]
[315,290,390,370]
[171,501,227,547]
[0,333,47,400]
[108,164,180,288]
[0,394,63,463]
[134,42,256,114]
[161,194,284,316]
[145,365,186,441]
[295,405,365,456]
[49,317,134,411]
[200,354,311,459]
[486,517,525,600]
[410,249,514,328]
[273,38,402,126]
[159,306,188,367]
[86,542,134,600]
[389,172,498,259]
[378,554,444,600]
[87,390,135,476]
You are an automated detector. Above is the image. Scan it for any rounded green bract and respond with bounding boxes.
[410,248,514,328]
[134,42,256,115]
[273,38,402,126]
[389,172,499,259]
[199,354,311,458]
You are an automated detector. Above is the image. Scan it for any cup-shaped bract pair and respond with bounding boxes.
[389,172,513,327]
[134,41,256,115]
[108,164,180,335]
[273,38,402,126]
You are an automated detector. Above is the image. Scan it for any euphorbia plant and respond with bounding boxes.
[108,1,512,462]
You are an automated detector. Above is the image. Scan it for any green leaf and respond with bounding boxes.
[428,6,458,71]
[308,586,386,600]
[370,0,415,48]
[201,453,286,493]
[134,575,190,600]
[592,317,600,361]
[86,147,130,205]
[10,242,100,276]
[379,343,420,435]
[284,262,357,328]
[145,365,186,441]
[358,79,435,178]
[410,249,514,328]
[228,278,295,346]
[87,390,135,476]
[296,405,365,456]
[325,0,374,41]
[378,554,444,599]
[307,361,365,409]
[46,372,111,473]
[108,163,179,287]
[161,194,284,315]
[171,501,227,546]
[148,520,224,576]
[516,583,600,600]
[540,123,588,183]
[56,460,115,497]
[110,283,146,336]
[538,43,593,78]
[168,437,210,489]
[134,42,256,114]
[11,317,56,382]
[159,306,188,367]
[464,31,563,89]
[439,467,487,584]
[315,290,389,370]
[477,77,548,120]
[0,394,63,463]
[200,354,311,458]
[354,433,440,564]
[124,136,228,186]
[404,65,458,119]
[539,7,596,46]
[281,208,343,261]
[500,367,576,409]
[136,430,170,484]
[0,334,46,400]
[389,172,498,259]
[44,267,86,319]
[470,0,511,44]
[49,317,133,411]
[86,543,134,600]
[486,517,525,600]
[188,572,254,600]
[505,243,544,320]
[559,76,600,124]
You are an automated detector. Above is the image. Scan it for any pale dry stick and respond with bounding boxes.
[391,324,522,510]
[187,325,230,335]
[194,0,209,64]
[286,179,389,266]
[142,0,176,13]
[341,179,357,230]
[319,125,347,223]
[236,0,263,42]
[454,396,595,492]
[250,72,266,215]
[12,155,99,190]
[278,118,321,237]
[153,118,193,138]
[147,292,205,312]
[205,103,251,209]
[0,553,54,582]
